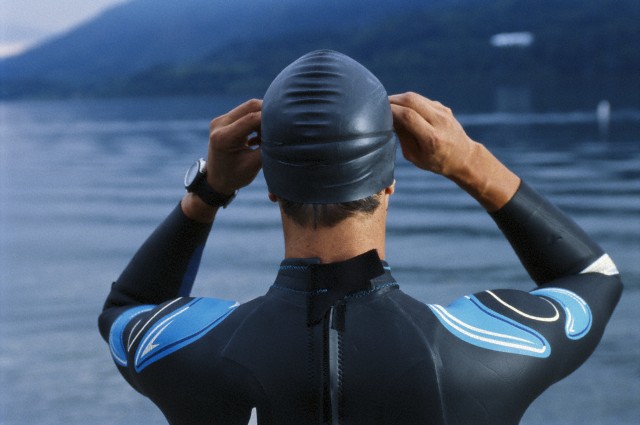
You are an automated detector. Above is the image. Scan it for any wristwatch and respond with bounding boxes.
[184,158,237,208]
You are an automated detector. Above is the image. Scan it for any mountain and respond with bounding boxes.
[2,0,639,109]
[111,0,640,110]
[0,0,428,92]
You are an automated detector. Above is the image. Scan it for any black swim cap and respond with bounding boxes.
[261,50,397,204]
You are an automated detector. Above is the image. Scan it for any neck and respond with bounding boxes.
[281,204,388,264]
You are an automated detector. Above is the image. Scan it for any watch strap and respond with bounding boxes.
[191,178,237,208]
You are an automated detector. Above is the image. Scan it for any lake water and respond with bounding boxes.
[1,97,639,424]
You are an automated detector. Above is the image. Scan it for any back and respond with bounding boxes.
[99,183,622,424]
[106,252,620,425]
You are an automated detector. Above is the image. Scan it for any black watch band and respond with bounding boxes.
[184,158,237,208]
[191,179,237,208]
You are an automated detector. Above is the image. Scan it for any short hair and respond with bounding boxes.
[280,193,382,229]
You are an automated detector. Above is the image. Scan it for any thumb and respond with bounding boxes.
[236,148,263,188]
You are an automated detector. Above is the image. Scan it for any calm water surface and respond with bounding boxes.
[1,97,639,424]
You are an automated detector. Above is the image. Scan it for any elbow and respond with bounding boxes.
[580,253,620,277]
[98,311,112,342]
[98,281,133,343]
[583,253,624,302]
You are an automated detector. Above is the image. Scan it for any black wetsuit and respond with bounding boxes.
[98,182,622,425]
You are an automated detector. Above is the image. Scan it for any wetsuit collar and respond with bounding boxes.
[274,250,396,325]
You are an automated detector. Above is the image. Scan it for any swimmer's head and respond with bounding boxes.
[261,50,397,205]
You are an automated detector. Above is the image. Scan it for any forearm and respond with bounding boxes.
[490,181,611,284]
[102,201,214,311]
[445,141,611,284]
[446,141,521,212]
[99,98,261,344]
[181,192,219,223]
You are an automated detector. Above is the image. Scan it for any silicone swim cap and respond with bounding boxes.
[261,50,397,204]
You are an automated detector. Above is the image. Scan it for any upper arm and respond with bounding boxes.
[426,264,621,420]
[103,297,239,390]
[429,260,622,380]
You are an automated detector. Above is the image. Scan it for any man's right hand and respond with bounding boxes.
[182,99,263,223]
[389,92,520,212]
[207,98,263,196]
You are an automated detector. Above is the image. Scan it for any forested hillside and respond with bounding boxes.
[2,0,638,110]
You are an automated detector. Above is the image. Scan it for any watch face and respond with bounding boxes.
[184,160,201,188]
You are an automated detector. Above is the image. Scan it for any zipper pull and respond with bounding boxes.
[330,301,346,332]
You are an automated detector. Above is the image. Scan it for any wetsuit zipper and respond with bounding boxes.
[328,306,340,425]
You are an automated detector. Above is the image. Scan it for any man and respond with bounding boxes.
[99,50,622,424]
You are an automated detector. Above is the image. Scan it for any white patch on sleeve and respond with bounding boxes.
[580,254,619,276]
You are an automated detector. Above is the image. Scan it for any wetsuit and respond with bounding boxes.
[98,182,622,425]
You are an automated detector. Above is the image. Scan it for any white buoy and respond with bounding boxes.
[597,100,610,139]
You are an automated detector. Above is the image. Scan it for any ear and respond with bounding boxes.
[384,180,396,196]
[268,192,279,203]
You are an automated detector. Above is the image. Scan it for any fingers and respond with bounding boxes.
[205,100,264,194]
[389,92,452,126]
[390,104,432,166]
[390,92,465,174]
[210,109,262,151]
[389,92,450,112]
[390,103,435,136]
[390,104,436,147]
[210,98,262,129]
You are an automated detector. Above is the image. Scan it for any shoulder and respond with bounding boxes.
[427,288,593,358]
[109,297,239,372]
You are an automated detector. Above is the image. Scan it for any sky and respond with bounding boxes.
[0,0,128,58]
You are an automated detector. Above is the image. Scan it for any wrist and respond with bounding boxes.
[185,158,237,209]
[206,173,236,197]
[181,193,218,223]
[448,142,520,212]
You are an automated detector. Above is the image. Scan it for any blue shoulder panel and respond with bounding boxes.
[429,295,551,358]
[134,297,238,372]
[109,305,155,367]
[530,287,592,340]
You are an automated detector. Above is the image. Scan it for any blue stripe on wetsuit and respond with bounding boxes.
[109,298,238,371]
[133,297,238,372]
[531,287,592,340]
[429,286,593,357]
[429,295,551,358]
[109,305,155,367]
